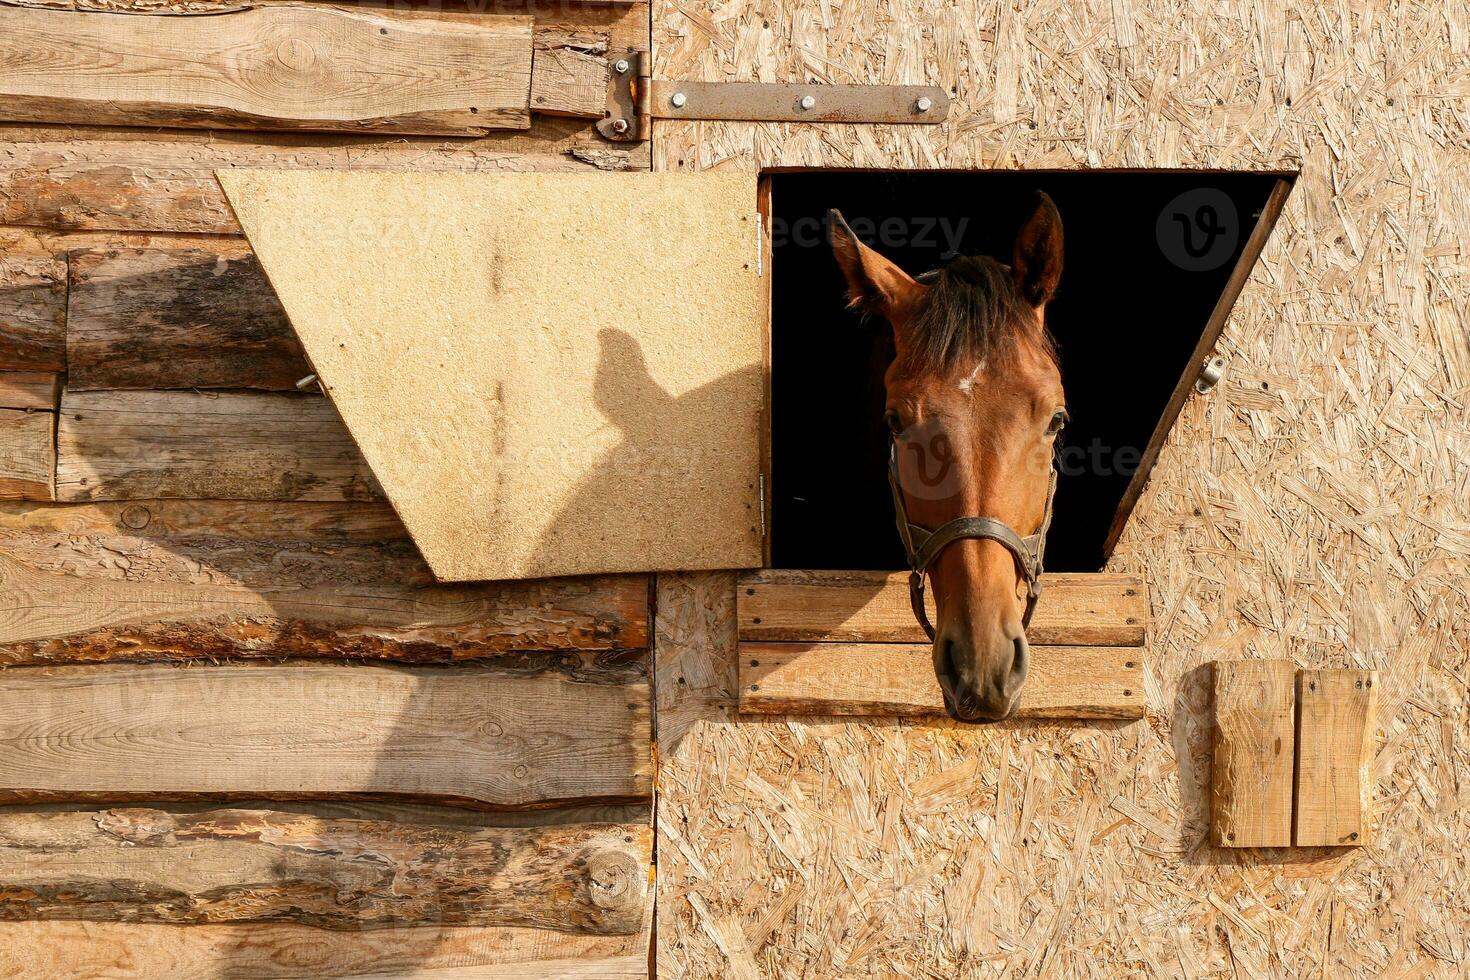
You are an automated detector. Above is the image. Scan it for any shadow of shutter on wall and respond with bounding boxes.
[221,170,765,582]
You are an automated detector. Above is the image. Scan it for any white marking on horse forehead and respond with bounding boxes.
[957,360,988,395]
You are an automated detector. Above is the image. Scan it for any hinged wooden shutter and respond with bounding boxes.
[220,170,764,581]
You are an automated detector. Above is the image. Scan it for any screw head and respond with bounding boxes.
[611,118,629,134]
[614,58,630,74]
[799,94,817,110]
[916,96,933,112]
[671,92,688,108]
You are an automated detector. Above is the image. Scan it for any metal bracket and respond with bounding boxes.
[597,50,650,142]
[599,49,949,143]
[1195,356,1226,395]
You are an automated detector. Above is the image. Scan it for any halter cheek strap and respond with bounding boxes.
[889,443,1057,641]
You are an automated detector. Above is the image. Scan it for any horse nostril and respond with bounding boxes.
[1004,633,1029,700]
[934,637,958,687]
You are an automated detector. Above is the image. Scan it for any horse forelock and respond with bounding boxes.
[901,255,1056,376]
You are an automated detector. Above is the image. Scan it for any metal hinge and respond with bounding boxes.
[597,51,949,143]
[757,472,767,540]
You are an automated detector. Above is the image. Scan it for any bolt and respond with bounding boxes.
[799,94,816,110]
[916,96,933,112]
[671,92,688,108]
[614,59,630,74]
[611,118,629,134]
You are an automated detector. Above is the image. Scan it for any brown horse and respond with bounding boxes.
[829,193,1067,722]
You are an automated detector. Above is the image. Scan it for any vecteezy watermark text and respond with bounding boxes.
[774,214,970,256]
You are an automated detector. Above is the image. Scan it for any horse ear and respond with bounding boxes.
[828,209,924,320]
[1012,192,1064,307]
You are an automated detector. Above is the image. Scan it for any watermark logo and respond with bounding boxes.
[893,420,965,501]
[892,425,1141,504]
[1156,188,1238,271]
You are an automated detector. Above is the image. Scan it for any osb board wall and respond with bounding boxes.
[654,2,1469,978]
[0,0,658,976]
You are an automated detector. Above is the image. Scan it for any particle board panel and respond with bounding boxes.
[0,662,651,809]
[0,5,533,136]
[55,390,377,501]
[738,569,1147,646]
[67,247,305,391]
[0,255,66,371]
[1212,660,1295,847]
[1294,669,1378,846]
[738,642,1144,719]
[221,170,764,582]
[0,807,650,933]
[651,0,1470,976]
[0,408,53,501]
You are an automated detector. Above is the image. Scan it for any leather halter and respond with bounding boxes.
[888,441,1057,640]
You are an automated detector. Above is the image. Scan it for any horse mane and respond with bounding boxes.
[900,255,1057,374]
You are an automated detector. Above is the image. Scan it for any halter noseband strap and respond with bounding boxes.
[888,443,1057,641]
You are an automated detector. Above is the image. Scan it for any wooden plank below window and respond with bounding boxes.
[738,642,1144,719]
[1211,659,1295,847]
[0,662,650,809]
[1294,669,1377,846]
[0,808,650,933]
[56,390,376,502]
[738,569,1147,646]
[0,5,533,136]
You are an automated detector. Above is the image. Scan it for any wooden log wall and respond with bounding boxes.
[0,1,655,976]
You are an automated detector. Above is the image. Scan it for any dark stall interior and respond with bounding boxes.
[768,170,1286,571]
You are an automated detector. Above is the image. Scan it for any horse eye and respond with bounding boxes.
[1048,410,1068,434]
[884,410,905,436]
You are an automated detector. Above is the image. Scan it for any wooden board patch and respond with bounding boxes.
[1294,669,1377,846]
[1211,659,1295,847]
[1212,661,1378,848]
